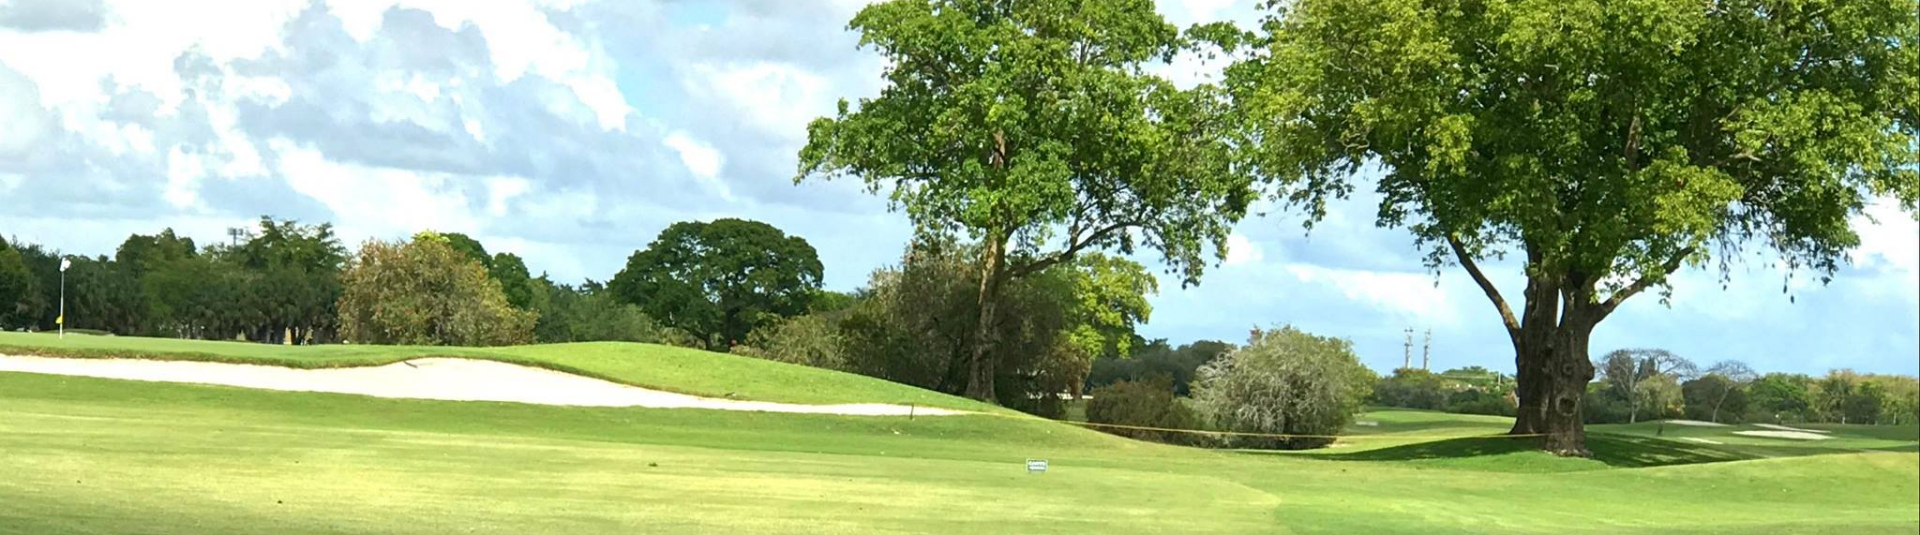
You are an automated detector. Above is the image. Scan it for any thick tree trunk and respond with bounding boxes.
[1505,270,1600,457]
[964,234,1008,402]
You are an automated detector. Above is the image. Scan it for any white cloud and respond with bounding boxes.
[663,130,732,201]
[1224,233,1263,266]
[1285,264,1459,326]
[1852,198,1918,276]
[484,175,531,217]
[683,61,828,142]
[273,139,480,239]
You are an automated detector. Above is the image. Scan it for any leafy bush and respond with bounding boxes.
[336,233,535,346]
[1085,377,1201,445]
[732,313,848,371]
[1191,326,1374,450]
[1444,387,1516,417]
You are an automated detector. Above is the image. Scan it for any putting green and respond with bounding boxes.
[1,333,1915,534]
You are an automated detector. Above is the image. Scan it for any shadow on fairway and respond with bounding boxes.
[1318,434,1757,468]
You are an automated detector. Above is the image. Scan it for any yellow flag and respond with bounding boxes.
[55,315,63,325]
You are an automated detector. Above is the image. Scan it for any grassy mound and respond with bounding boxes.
[0,332,995,411]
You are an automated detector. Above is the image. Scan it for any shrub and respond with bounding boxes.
[1445,387,1516,417]
[732,313,848,371]
[336,234,535,346]
[1085,376,1201,445]
[1190,326,1374,450]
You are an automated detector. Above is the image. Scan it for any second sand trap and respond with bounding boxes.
[1665,419,1730,427]
[1679,437,1724,445]
[1733,430,1832,440]
[0,355,966,416]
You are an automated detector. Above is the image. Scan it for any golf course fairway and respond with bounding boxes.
[2,333,1915,534]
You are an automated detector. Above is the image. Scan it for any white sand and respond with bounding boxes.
[1664,419,1730,427]
[1679,437,1724,445]
[0,355,966,416]
[1733,430,1832,440]
[1752,423,1829,434]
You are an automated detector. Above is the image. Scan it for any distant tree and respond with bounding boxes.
[1813,370,1863,423]
[1843,380,1887,425]
[1637,375,1685,421]
[1746,373,1816,423]
[59,257,145,334]
[1191,326,1375,449]
[0,237,31,329]
[488,253,535,310]
[1229,0,1919,455]
[611,219,823,350]
[1087,339,1234,396]
[441,232,492,270]
[7,241,62,329]
[1372,368,1452,411]
[528,278,681,345]
[114,229,197,276]
[1682,374,1748,424]
[1683,361,1758,423]
[336,233,535,346]
[1597,349,1696,423]
[1865,375,1920,426]
[799,0,1255,401]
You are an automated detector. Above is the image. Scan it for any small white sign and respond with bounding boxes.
[1025,459,1048,473]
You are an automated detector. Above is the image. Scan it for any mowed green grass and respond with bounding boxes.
[2,335,1917,534]
[0,332,997,411]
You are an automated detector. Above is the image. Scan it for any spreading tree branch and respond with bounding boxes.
[1447,234,1521,343]
[1596,247,1694,319]
[1007,220,1139,278]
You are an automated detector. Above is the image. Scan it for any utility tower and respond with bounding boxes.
[1422,329,1431,371]
[1402,328,1413,370]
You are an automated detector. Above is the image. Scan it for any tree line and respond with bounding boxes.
[795,0,1916,458]
[0,218,794,351]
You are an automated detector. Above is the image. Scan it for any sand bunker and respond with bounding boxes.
[1665,419,1730,427]
[1733,430,1831,440]
[1679,437,1723,445]
[1752,423,1829,434]
[0,355,965,416]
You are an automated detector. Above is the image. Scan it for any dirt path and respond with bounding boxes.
[0,354,966,416]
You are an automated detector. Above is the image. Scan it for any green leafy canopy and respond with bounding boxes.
[1228,0,1918,302]
[798,0,1257,286]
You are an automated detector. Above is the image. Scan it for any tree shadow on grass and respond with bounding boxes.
[1323,436,1542,462]
[1584,434,1756,467]
[1316,433,1756,468]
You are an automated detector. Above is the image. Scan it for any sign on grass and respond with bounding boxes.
[1026,459,1048,474]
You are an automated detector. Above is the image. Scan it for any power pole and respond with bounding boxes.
[1422,328,1431,371]
[1402,328,1413,370]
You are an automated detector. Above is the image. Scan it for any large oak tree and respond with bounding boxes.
[799,0,1254,401]
[1227,0,1916,454]
[610,219,823,350]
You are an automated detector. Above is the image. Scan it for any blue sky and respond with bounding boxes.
[0,0,1913,376]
